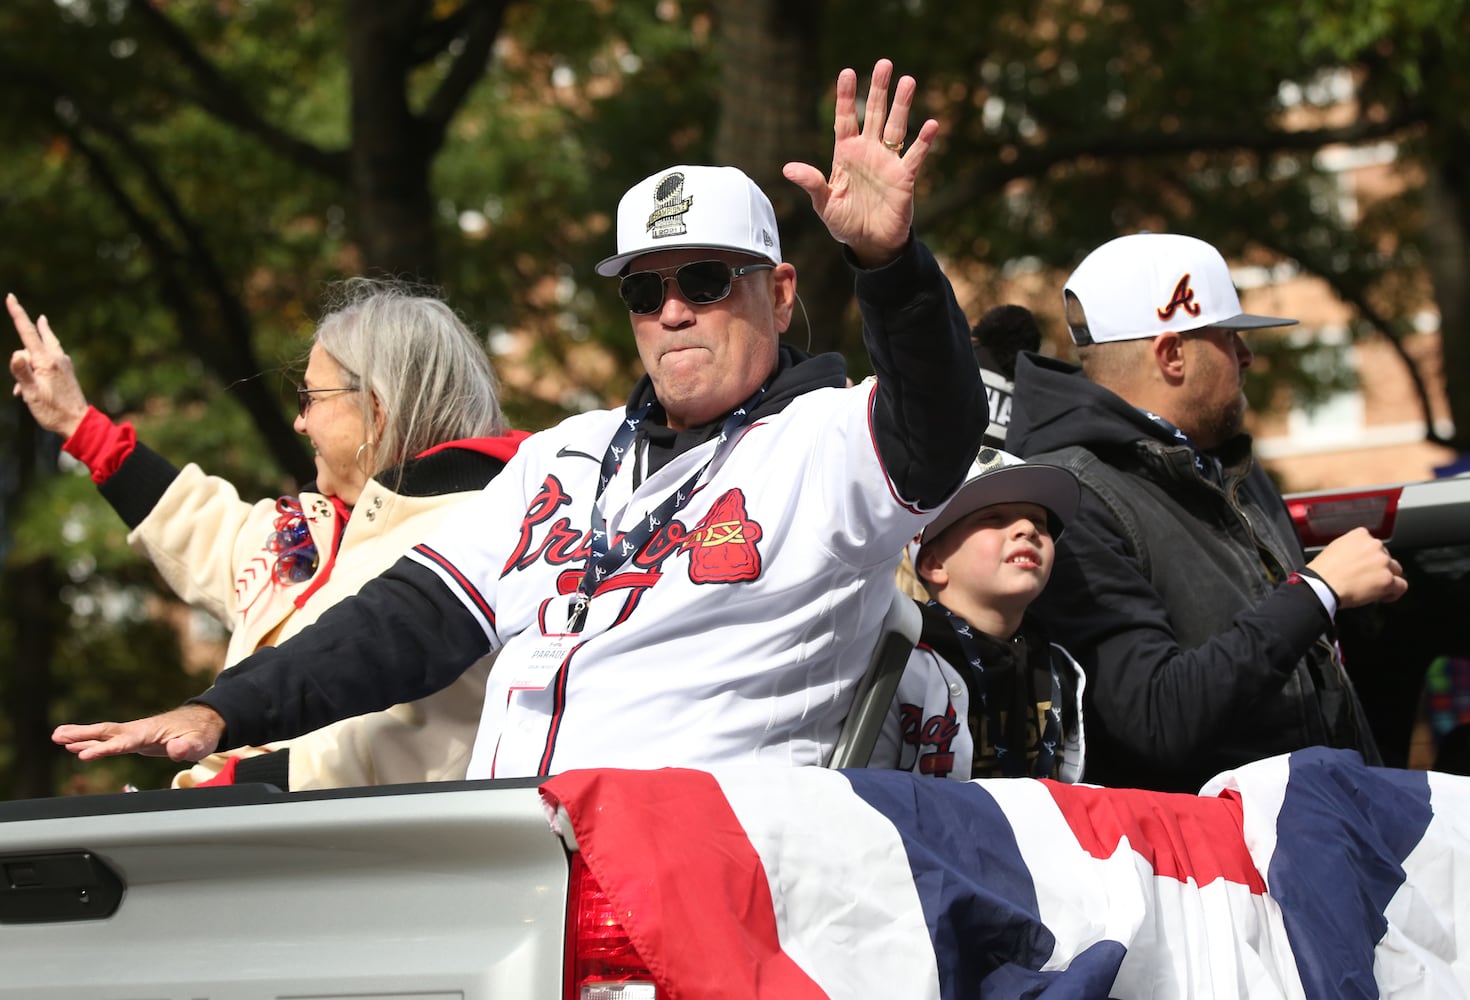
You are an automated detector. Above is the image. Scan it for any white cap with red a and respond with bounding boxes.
[1063,233,1297,345]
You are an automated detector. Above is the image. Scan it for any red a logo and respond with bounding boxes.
[1156,274,1202,321]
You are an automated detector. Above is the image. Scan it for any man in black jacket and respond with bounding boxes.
[1007,232,1407,792]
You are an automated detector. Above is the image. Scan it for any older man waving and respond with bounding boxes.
[54,59,986,780]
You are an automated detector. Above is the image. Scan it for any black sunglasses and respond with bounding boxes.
[295,384,359,416]
[619,260,775,315]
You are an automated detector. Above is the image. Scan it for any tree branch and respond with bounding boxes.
[59,88,257,363]
[1296,263,1451,447]
[58,123,209,360]
[52,107,312,479]
[918,105,1430,231]
[418,0,512,152]
[124,0,349,182]
[410,0,480,64]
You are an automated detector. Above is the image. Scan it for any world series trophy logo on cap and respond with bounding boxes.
[647,171,694,239]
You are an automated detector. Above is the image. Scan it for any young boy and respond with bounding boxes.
[878,448,1086,781]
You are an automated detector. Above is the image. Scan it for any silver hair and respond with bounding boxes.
[310,277,506,478]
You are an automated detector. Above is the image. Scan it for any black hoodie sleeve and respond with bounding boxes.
[855,238,987,508]
[188,556,490,749]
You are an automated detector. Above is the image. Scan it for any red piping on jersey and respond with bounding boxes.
[413,542,497,631]
[537,640,582,775]
[609,586,652,627]
[863,380,925,516]
[489,687,512,778]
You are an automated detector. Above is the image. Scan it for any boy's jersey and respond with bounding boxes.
[875,613,1087,782]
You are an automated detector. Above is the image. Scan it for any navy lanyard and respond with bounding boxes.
[569,385,767,631]
[929,600,1063,778]
[1141,409,1225,490]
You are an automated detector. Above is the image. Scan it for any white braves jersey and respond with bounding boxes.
[875,640,1087,782]
[875,648,975,779]
[406,381,935,777]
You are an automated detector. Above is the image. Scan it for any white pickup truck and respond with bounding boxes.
[2,474,1466,999]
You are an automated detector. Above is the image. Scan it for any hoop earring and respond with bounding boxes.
[355,441,373,474]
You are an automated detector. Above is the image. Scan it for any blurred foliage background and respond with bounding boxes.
[2,0,1467,796]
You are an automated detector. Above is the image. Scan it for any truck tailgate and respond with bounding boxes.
[0,781,568,999]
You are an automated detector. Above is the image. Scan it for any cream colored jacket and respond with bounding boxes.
[129,460,498,790]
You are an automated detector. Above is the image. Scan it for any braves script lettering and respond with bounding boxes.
[507,477,764,590]
[898,702,960,778]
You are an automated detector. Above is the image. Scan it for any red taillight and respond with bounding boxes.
[564,851,658,1000]
[1286,487,1402,549]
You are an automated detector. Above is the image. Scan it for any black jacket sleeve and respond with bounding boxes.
[856,238,987,508]
[188,556,490,749]
[97,442,184,528]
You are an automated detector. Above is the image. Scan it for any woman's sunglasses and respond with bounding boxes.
[619,260,775,315]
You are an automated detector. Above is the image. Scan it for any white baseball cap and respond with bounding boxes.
[918,448,1081,550]
[1063,233,1297,345]
[595,165,782,277]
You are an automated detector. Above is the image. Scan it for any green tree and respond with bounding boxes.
[843,0,1462,449]
[0,0,593,794]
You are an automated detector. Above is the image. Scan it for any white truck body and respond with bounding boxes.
[0,780,569,999]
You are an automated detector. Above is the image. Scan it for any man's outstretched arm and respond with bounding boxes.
[53,557,491,762]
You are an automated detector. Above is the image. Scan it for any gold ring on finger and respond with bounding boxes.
[882,138,903,153]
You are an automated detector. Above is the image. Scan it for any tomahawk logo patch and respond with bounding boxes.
[686,489,764,584]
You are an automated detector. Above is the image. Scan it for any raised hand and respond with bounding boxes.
[782,58,940,269]
[7,293,91,439]
[53,704,226,763]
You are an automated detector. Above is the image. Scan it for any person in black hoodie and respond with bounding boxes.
[1006,232,1407,793]
[52,58,988,779]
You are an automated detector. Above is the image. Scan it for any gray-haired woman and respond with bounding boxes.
[8,279,527,791]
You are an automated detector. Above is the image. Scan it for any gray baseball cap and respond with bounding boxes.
[919,448,1080,548]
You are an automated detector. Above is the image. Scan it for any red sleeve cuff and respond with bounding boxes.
[62,406,137,485]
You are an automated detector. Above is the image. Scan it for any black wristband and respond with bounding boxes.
[1296,566,1339,603]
